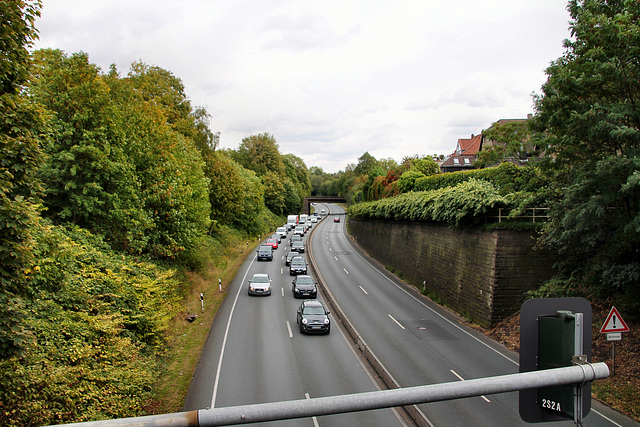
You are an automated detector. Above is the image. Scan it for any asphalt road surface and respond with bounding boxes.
[185,203,637,426]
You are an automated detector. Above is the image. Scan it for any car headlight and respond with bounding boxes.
[324,318,330,324]
[302,318,308,325]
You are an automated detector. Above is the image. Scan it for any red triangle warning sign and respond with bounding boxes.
[600,306,630,333]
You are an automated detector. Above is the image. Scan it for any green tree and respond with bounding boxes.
[232,133,285,177]
[353,151,378,176]
[532,0,640,174]
[0,0,45,357]
[413,157,440,176]
[475,121,532,168]
[203,150,264,232]
[532,0,640,313]
[29,49,151,253]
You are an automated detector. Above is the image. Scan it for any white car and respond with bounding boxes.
[248,273,272,296]
[276,226,288,239]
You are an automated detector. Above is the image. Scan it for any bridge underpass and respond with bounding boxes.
[302,196,347,215]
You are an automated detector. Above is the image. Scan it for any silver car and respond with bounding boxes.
[248,273,272,296]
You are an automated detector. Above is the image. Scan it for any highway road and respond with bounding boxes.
[185,203,637,426]
[310,203,636,427]
[184,212,405,426]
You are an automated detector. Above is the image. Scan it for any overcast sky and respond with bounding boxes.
[34,0,572,173]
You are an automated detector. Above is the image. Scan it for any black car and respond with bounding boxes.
[297,299,330,334]
[292,275,317,298]
[256,245,273,261]
[291,240,305,253]
[289,257,307,275]
[286,251,301,266]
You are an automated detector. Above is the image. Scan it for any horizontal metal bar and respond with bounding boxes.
[49,363,608,427]
[198,363,609,425]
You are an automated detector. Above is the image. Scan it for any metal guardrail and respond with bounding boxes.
[487,207,550,223]
[48,364,609,426]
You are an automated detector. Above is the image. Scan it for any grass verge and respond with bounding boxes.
[147,239,258,414]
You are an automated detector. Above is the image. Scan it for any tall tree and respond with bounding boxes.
[232,133,285,177]
[532,0,640,175]
[533,0,640,313]
[0,0,45,357]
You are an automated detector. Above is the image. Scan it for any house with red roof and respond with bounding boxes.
[440,133,483,173]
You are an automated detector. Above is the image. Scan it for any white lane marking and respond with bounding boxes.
[334,256,339,261]
[305,393,320,427]
[343,268,350,275]
[281,287,284,297]
[286,321,293,338]
[211,258,254,408]
[388,314,405,330]
[359,286,368,295]
[450,370,491,402]
[339,224,518,366]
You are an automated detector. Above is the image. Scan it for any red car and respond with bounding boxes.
[333,217,341,223]
[266,238,278,249]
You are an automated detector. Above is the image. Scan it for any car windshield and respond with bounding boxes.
[296,277,314,285]
[291,259,305,266]
[302,306,325,315]
[252,276,269,283]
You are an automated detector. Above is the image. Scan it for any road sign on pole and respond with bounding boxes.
[599,306,630,333]
[600,306,629,377]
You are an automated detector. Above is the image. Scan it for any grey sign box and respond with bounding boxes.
[519,297,592,423]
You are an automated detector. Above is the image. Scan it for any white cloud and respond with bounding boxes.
[34,0,571,172]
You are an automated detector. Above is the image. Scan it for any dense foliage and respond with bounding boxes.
[0,2,311,424]
[531,0,640,316]
[348,179,508,226]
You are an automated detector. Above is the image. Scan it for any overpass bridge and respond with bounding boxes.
[302,196,347,214]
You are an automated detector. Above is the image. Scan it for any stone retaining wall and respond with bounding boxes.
[348,219,556,328]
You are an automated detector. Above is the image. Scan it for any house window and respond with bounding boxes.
[453,158,460,164]
[464,158,471,164]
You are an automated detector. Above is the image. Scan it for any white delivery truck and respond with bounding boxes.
[287,215,299,230]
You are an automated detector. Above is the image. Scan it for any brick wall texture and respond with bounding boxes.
[348,219,557,328]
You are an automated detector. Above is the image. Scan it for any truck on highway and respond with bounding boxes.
[287,215,299,230]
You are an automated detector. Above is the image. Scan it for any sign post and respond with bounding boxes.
[599,306,630,376]
[519,297,592,424]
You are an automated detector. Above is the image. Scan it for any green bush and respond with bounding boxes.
[0,224,182,426]
[349,179,508,226]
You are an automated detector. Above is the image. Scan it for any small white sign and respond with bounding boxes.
[606,333,622,341]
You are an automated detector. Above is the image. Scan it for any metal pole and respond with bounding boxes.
[198,363,609,426]
[45,364,608,427]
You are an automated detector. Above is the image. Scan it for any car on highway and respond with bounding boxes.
[296,299,330,334]
[248,273,272,296]
[333,217,340,223]
[292,275,317,298]
[290,234,302,243]
[265,238,278,249]
[276,226,288,239]
[289,257,307,275]
[286,251,301,266]
[256,245,273,261]
[270,233,281,244]
[291,240,305,253]
[294,225,305,236]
